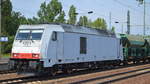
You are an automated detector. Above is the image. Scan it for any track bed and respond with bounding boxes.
[0,63,150,84]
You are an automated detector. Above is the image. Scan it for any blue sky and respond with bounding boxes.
[10,0,150,35]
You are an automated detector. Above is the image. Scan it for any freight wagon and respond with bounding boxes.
[120,34,148,63]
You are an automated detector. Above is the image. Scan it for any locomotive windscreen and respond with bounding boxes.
[16,29,43,40]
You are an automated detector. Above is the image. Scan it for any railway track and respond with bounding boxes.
[0,70,16,75]
[0,63,16,75]
[39,63,150,84]
[0,63,149,84]
[70,67,150,84]
[0,76,40,84]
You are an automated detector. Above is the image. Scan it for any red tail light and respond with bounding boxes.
[11,53,40,59]
[32,53,40,59]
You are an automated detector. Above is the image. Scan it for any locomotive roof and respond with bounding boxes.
[60,24,116,37]
[19,23,116,37]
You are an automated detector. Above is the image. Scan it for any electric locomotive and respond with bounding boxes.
[9,23,123,75]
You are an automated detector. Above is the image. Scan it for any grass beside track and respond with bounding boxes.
[1,53,10,58]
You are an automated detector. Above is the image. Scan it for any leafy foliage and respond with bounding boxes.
[92,18,107,30]
[77,16,88,26]
[55,11,66,23]
[37,2,47,22]
[38,0,65,23]
[111,26,115,33]
[68,5,77,24]
[11,12,28,35]
[1,0,12,35]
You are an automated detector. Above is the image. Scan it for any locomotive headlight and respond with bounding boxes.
[32,53,40,59]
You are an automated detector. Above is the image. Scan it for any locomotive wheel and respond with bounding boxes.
[51,72,57,76]
[67,69,72,74]
[133,60,137,64]
[51,69,57,76]
[64,69,72,74]
[145,59,149,63]
[136,60,140,64]
[123,61,128,65]
[142,59,147,63]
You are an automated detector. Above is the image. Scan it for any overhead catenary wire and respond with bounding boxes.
[113,0,150,35]
[40,0,125,22]
[113,0,150,17]
[61,0,123,22]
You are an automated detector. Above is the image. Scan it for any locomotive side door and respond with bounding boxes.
[56,32,64,64]
[45,31,58,67]
[49,31,64,65]
[50,31,58,64]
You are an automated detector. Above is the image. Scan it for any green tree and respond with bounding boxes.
[77,16,83,26]
[37,2,47,22]
[1,0,12,35]
[32,17,39,24]
[11,12,31,35]
[82,16,88,26]
[19,16,29,24]
[77,16,88,26]
[38,0,63,23]
[55,11,66,23]
[92,18,107,30]
[111,26,115,33]
[26,17,39,24]
[68,5,77,24]
[87,19,93,27]
[11,12,27,35]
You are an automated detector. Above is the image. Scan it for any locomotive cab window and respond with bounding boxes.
[80,37,87,54]
[16,30,30,40]
[31,30,43,40]
[16,29,43,40]
[52,31,57,41]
